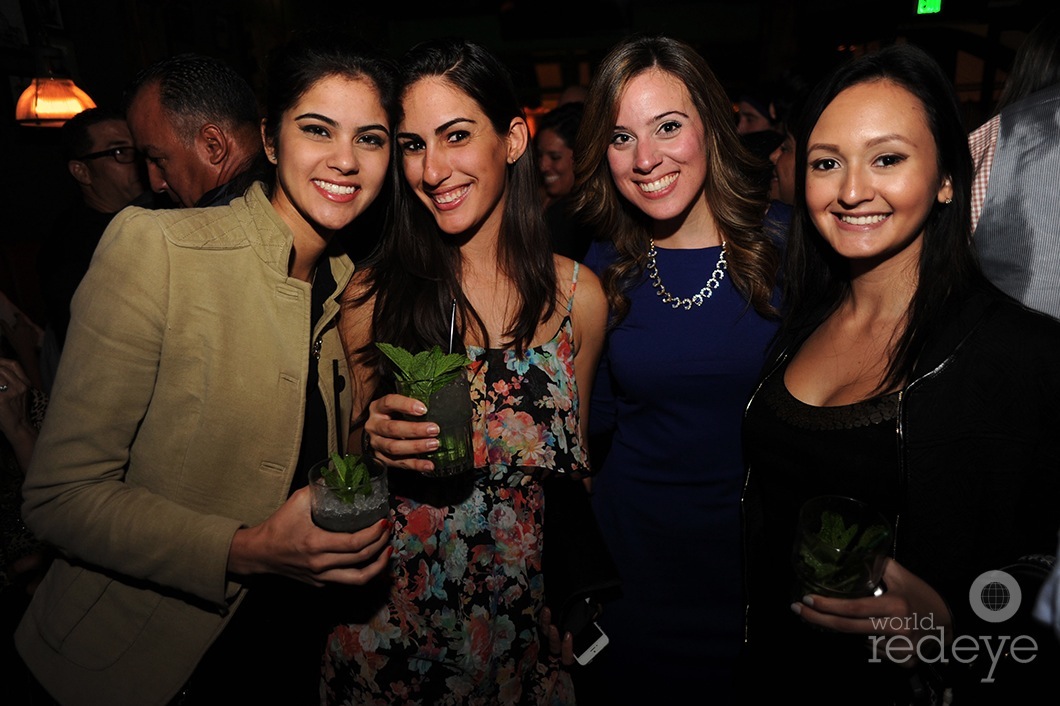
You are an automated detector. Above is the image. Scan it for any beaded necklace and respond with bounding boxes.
[646,239,727,310]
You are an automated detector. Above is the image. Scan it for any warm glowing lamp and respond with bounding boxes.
[15,77,96,128]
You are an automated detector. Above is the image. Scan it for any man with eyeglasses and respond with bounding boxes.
[35,108,147,388]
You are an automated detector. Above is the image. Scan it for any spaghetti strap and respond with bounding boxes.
[566,262,580,314]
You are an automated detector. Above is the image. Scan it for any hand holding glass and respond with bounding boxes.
[395,374,474,476]
[376,342,474,477]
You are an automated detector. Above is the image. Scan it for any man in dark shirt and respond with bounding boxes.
[124,53,266,209]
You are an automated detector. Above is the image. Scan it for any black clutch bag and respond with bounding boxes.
[541,474,622,637]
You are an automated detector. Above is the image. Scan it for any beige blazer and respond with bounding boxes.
[16,182,355,705]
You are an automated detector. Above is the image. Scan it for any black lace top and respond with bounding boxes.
[760,365,900,431]
[747,360,901,572]
[741,358,910,701]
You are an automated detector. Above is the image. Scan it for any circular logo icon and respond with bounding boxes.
[969,569,1022,623]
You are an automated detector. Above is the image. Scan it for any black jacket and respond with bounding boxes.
[741,283,1060,703]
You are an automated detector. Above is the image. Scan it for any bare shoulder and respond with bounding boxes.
[555,255,605,307]
[552,255,607,347]
[552,253,576,282]
[553,254,601,292]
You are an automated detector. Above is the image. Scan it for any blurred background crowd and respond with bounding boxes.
[0,0,1054,325]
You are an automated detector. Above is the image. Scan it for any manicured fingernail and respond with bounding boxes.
[790,602,802,615]
[425,438,439,450]
[386,546,395,558]
[802,595,814,607]
[425,424,439,436]
[413,403,427,415]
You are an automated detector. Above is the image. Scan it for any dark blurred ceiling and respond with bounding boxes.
[4,0,1055,113]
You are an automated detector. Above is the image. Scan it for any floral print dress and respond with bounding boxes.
[323,266,587,705]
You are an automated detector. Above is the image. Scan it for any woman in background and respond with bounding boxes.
[535,101,593,260]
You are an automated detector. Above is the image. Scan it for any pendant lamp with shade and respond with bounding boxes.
[15,74,96,127]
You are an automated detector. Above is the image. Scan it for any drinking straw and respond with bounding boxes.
[332,360,342,452]
[448,298,457,353]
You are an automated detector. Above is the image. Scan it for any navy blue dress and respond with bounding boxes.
[580,241,778,703]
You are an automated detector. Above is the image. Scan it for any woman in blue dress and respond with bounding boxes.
[572,35,781,703]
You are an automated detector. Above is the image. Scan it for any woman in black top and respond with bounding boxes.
[740,44,1060,705]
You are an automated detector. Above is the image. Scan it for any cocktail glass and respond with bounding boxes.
[307,458,389,532]
[792,495,892,599]
[396,372,474,477]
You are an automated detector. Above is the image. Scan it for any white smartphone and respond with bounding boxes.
[572,619,609,666]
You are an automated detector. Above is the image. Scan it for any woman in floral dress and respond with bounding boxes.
[326,38,607,705]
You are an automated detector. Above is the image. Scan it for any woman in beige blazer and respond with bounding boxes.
[16,31,398,705]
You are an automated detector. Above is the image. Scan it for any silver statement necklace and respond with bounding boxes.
[646,238,727,310]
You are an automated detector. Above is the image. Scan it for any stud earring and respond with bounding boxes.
[945,198,953,204]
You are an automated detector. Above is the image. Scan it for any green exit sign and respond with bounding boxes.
[917,0,942,13]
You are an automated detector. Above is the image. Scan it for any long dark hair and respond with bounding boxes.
[783,43,984,391]
[573,34,779,324]
[354,38,557,364]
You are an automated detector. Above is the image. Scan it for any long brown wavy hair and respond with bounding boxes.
[573,34,779,324]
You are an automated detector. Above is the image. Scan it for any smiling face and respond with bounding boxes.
[536,127,575,199]
[266,74,391,241]
[397,77,525,239]
[607,68,711,231]
[804,79,952,271]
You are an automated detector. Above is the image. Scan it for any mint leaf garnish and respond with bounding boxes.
[321,451,373,503]
[376,343,471,402]
[819,510,858,548]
